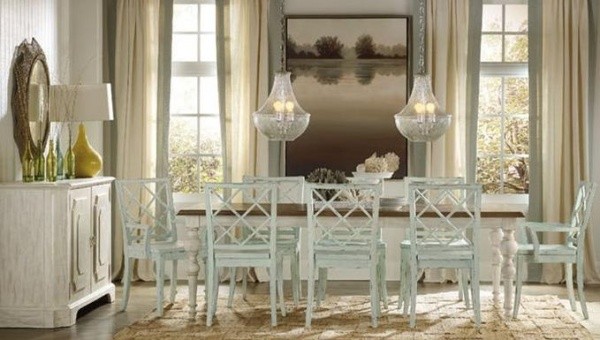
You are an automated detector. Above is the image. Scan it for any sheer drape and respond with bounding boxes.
[423,0,470,282]
[217,0,270,185]
[536,0,600,283]
[113,0,172,280]
[424,0,469,180]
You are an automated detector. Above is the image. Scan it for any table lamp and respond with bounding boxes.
[50,84,114,178]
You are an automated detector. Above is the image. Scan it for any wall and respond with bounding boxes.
[0,0,104,183]
[0,0,64,181]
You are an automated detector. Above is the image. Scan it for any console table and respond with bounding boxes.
[0,177,115,328]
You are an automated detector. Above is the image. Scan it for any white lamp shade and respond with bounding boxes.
[50,84,114,122]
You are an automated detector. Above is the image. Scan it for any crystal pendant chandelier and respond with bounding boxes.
[394,1,451,142]
[252,0,310,141]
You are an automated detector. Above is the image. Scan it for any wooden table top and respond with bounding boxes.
[178,202,526,218]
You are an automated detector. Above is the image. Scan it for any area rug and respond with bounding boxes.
[114,291,592,339]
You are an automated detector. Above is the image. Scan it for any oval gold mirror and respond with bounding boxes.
[12,38,50,160]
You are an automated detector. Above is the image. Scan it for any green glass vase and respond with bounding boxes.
[65,137,76,180]
[56,138,64,180]
[34,140,45,182]
[46,140,57,182]
[22,141,34,182]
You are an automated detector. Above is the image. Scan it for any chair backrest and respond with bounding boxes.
[242,175,305,203]
[408,182,481,254]
[115,178,178,248]
[204,182,278,252]
[305,182,381,252]
[403,176,464,197]
[567,181,597,247]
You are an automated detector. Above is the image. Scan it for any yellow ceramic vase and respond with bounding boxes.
[72,123,102,178]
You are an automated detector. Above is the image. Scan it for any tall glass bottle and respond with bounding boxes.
[56,137,64,180]
[46,140,57,182]
[65,135,76,179]
[22,142,34,182]
[34,139,45,181]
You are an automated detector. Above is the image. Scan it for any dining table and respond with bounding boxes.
[178,201,527,319]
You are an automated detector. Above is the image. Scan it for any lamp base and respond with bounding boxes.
[72,123,102,178]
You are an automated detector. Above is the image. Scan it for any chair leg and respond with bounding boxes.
[565,263,576,311]
[577,260,589,319]
[305,259,315,328]
[513,256,524,318]
[277,257,286,317]
[471,265,481,327]
[156,257,165,316]
[316,268,327,307]
[170,260,178,303]
[291,250,301,306]
[227,267,237,308]
[242,267,248,300]
[409,257,418,328]
[461,269,471,309]
[378,249,388,309]
[398,254,405,311]
[206,259,216,326]
[121,257,132,312]
[370,261,380,327]
[269,261,278,327]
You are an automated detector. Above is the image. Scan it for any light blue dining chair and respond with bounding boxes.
[401,177,471,308]
[400,182,482,327]
[513,181,597,319]
[203,182,285,326]
[304,182,387,328]
[230,176,304,307]
[115,178,187,316]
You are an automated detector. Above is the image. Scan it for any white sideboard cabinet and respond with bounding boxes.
[0,177,115,328]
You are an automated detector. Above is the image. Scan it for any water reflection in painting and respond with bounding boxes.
[285,16,410,179]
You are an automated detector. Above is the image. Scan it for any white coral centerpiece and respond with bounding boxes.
[357,152,400,173]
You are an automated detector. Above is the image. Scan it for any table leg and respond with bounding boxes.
[500,220,518,318]
[185,217,201,319]
[489,227,503,305]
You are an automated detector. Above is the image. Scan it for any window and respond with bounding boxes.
[170,0,222,199]
[477,2,529,194]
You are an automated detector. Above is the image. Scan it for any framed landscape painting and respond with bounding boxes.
[285,15,411,179]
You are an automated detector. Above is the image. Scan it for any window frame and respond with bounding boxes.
[477,1,529,194]
[170,0,221,202]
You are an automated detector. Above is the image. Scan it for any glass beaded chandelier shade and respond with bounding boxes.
[252,72,310,141]
[252,0,310,141]
[394,1,451,142]
[394,75,451,142]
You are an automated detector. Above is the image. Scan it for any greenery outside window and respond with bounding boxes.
[477,2,529,194]
[170,0,222,200]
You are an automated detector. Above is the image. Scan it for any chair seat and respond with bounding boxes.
[401,239,473,260]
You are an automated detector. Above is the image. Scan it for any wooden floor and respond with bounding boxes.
[1,281,600,339]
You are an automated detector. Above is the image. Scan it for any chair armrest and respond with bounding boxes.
[523,222,576,260]
[520,221,573,233]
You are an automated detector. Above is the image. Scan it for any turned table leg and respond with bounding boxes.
[500,219,518,318]
[490,227,503,305]
[185,217,201,319]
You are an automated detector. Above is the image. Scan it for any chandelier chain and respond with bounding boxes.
[279,0,286,72]
[417,0,426,75]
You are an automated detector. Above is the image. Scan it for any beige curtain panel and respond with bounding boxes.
[538,0,600,284]
[114,0,161,281]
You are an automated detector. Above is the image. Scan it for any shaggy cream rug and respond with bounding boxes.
[114,291,592,339]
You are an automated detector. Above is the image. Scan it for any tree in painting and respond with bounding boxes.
[314,36,344,58]
[355,34,376,58]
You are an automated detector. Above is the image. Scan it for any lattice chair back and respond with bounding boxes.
[408,183,481,253]
[404,177,464,203]
[204,182,278,253]
[242,176,305,203]
[566,181,597,248]
[306,182,381,252]
[115,178,177,257]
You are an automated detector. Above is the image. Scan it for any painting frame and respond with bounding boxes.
[284,14,412,180]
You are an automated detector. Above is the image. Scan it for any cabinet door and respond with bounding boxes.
[70,188,91,300]
[92,184,111,290]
